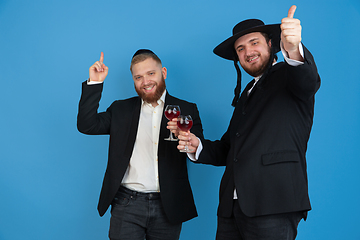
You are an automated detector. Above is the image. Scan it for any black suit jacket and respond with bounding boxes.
[197,45,320,218]
[77,81,203,224]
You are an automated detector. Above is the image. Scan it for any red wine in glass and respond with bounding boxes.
[165,108,180,121]
[177,115,193,152]
[164,105,181,141]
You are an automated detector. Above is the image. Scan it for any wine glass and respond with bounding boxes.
[164,105,181,141]
[177,115,193,152]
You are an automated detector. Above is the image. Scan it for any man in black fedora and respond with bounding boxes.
[176,5,320,239]
[77,49,203,239]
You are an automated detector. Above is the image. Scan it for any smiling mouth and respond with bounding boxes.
[247,55,259,63]
[144,85,155,92]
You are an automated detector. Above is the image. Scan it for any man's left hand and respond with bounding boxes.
[281,5,303,61]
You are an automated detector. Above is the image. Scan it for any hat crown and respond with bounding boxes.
[214,19,280,60]
[232,19,265,36]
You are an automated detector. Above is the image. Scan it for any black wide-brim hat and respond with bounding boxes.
[213,19,281,60]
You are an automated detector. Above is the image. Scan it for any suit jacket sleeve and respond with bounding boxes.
[196,126,230,167]
[77,80,112,135]
[286,44,321,101]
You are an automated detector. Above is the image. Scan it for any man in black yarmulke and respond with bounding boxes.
[77,49,203,239]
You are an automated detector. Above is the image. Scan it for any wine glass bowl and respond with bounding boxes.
[164,105,181,141]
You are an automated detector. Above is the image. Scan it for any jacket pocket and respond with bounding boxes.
[261,151,300,166]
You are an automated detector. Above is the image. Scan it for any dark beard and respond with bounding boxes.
[243,57,270,77]
[135,75,166,103]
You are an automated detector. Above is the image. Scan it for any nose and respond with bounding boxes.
[143,76,151,86]
[245,47,254,57]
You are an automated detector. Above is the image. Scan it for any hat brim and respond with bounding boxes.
[213,24,281,60]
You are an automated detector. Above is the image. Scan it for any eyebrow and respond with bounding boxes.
[235,37,260,50]
[133,70,156,78]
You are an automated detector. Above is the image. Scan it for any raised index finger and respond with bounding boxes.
[99,52,104,63]
[287,5,297,18]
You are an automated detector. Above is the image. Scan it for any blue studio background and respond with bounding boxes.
[1,0,359,239]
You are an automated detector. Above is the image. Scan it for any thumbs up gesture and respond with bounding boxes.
[281,5,303,61]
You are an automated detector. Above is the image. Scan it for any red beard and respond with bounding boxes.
[135,75,166,104]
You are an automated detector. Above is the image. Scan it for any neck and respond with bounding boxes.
[151,101,159,108]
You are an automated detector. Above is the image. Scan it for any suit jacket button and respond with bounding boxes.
[236,132,240,137]
[234,158,238,162]
[242,111,246,115]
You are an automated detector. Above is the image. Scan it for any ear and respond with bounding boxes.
[268,39,272,48]
[162,67,167,79]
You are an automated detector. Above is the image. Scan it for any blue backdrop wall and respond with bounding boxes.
[1,0,359,239]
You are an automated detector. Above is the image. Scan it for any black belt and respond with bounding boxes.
[118,185,160,200]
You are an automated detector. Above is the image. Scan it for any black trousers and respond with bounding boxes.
[109,186,182,240]
[216,200,304,240]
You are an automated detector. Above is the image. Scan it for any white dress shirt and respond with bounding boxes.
[121,91,166,192]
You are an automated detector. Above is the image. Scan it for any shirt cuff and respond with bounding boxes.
[280,41,304,67]
[187,137,203,161]
[87,79,103,85]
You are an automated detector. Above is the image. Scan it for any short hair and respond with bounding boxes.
[260,32,270,43]
[130,50,162,72]
[260,32,278,61]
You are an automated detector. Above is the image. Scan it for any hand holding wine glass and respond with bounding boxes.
[177,115,193,152]
[177,131,200,153]
[164,105,181,141]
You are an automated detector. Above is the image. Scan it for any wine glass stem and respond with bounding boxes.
[169,130,174,140]
[184,145,189,152]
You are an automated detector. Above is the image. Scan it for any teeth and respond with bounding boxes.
[144,86,154,90]
[248,56,259,62]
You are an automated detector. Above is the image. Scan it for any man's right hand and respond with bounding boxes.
[89,52,109,83]
[177,131,200,153]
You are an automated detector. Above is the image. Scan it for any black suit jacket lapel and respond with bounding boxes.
[160,93,170,142]
[123,97,142,160]
[237,79,255,115]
